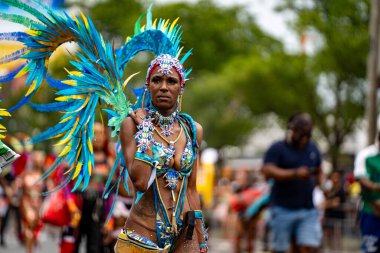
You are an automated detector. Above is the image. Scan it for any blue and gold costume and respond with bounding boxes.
[0,1,207,252]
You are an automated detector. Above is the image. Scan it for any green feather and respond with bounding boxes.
[2,0,47,21]
[0,13,38,28]
[134,12,145,35]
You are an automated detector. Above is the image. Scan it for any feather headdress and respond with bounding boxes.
[0,0,191,200]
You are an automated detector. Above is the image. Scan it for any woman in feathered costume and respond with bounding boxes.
[0,0,208,252]
[117,54,207,253]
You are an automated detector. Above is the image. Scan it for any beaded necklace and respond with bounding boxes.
[149,106,179,137]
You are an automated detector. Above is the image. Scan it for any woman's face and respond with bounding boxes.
[93,123,106,150]
[148,66,181,112]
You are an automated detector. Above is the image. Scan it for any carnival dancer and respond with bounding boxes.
[117,54,207,253]
[0,0,208,252]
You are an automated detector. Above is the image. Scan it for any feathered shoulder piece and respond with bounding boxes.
[0,0,191,194]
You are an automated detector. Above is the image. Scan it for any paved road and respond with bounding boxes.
[1,225,233,253]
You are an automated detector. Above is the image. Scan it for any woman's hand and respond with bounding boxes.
[129,108,147,126]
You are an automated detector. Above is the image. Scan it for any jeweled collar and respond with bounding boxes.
[148,105,179,137]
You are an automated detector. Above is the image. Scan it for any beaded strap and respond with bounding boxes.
[134,152,153,167]
[200,244,208,253]
[134,115,154,153]
[194,210,208,253]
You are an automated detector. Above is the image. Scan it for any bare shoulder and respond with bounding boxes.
[194,121,203,146]
[194,121,203,134]
[121,116,135,130]
[120,116,138,140]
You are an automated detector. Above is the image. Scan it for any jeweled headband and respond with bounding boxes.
[146,54,186,85]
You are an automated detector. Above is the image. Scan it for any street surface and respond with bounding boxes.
[1,225,233,253]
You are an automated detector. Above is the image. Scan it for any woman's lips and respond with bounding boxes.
[158,96,170,101]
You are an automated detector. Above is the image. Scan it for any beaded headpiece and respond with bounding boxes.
[146,54,186,86]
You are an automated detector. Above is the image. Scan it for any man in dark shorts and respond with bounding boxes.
[262,112,322,253]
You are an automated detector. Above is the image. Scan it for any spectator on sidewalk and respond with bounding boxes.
[323,170,346,250]
[229,169,258,253]
[262,112,323,253]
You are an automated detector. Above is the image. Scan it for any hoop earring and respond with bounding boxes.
[142,84,148,110]
[178,94,183,112]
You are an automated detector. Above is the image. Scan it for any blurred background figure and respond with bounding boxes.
[0,174,9,247]
[213,166,234,239]
[0,134,31,247]
[354,132,380,253]
[230,169,256,253]
[229,169,268,253]
[16,150,46,253]
[322,170,346,250]
[74,122,115,253]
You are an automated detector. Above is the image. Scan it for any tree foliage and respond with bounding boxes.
[278,0,370,168]
[2,0,369,164]
[88,0,295,148]
[184,49,318,148]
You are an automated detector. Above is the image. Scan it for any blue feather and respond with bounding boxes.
[0,64,25,83]
[0,31,28,41]
[41,169,75,196]
[28,101,77,112]
[8,93,35,112]
[46,74,71,90]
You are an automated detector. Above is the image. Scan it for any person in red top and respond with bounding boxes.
[17,150,46,253]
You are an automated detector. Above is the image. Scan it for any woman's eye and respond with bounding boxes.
[168,78,178,84]
[152,77,161,83]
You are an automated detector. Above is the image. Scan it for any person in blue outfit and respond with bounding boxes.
[261,112,323,253]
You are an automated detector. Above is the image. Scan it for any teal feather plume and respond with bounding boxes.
[0,1,192,200]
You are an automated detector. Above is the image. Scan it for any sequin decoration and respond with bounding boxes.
[164,170,181,190]
[180,140,193,169]
[135,115,155,153]
[126,230,159,248]
[149,106,178,137]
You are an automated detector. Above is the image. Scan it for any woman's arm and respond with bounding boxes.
[119,113,154,192]
[187,122,203,208]
[187,122,208,252]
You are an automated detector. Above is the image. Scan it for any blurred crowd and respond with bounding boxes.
[0,127,364,253]
[0,124,134,253]
[209,166,361,253]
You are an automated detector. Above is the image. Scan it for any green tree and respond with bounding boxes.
[87,0,293,148]
[278,0,369,168]
[184,49,317,148]
[88,0,280,77]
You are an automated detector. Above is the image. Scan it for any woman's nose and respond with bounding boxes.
[160,81,169,90]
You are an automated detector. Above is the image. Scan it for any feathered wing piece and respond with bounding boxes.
[0,1,191,196]
[0,87,11,139]
[0,87,19,168]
